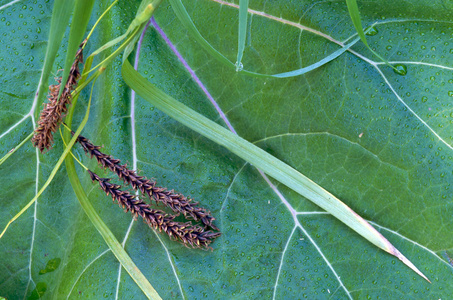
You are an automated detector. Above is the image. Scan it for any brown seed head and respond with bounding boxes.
[87,170,220,248]
[77,133,218,230]
[32,40,86,152]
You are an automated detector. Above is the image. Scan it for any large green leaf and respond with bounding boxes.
[1,0,452,299]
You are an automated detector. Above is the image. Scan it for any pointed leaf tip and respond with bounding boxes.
[393,248,431,283]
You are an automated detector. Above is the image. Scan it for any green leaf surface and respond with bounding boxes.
[1,0,453,299]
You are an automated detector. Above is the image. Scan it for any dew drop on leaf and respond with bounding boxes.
[365,26,378,36]
[235,61,243,72]
[393,64,407,75]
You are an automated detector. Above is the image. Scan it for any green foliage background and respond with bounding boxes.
[1,0,452,298]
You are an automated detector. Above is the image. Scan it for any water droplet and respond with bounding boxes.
[393,64,407,75]
[235,61,243,72]
[365,26,378,36]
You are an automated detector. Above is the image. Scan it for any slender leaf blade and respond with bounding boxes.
[121,60,427,281]
[36,0,75,110]
[58,0,95,101]
[235,0,249,71]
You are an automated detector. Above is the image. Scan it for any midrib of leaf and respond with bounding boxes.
[66,249,111,299]
[375,60,453,70]
[253,132,408,172]
[208,0,343,45]
[114,22,145,300]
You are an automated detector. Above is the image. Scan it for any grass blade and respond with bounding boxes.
[169,0,234,68]
[345,0,369,47]
[123,0,163,62]
[241,37,360,78]
[235,0,249,71]
[121,60,429,281]
[89,0,160,60]
[345,0,401,73]
[86,0,162,75]
[169,0,354,78]
[58,0,95,101]
[35,0,75,113]
[64,159,163,300]
[0,132,33,166]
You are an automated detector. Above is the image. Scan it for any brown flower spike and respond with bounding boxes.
[88,170,221,249]
[75,133,219,230]
[32,40,86,152]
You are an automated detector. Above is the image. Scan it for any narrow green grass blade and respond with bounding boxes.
[90,0,160,60]
[0,131,33,166]
[345,0,400,73]
[90,32,128,57]
[235,0,249,71]
[121,60,429,282]
[63,55,161,300]
[85,0,119,43]
[86,0,161,76]
[123,0,163,62]
[58,0,95,100]
[241,37,360,78]
[170,0,354,78]
[345,0,369,47]
[35,0,75,114]
[169,0,234,68]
